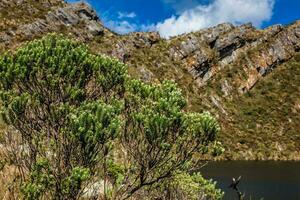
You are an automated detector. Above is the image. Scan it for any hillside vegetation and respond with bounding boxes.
[0,34,224,200]
[219,54,300,160]
[0,0,299,160]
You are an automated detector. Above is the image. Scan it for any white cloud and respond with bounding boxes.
[157,0,275,38]
[105,20,155,34]
[118,12,137,19]
[105,20,138,34]
[102,10,155,34]
[102,10,138,34]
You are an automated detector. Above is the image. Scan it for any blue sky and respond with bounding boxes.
[67,0,300,38]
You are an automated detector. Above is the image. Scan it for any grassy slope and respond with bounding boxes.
[0,1,299,160]
[58,35,300,160]
[219,53,300,160]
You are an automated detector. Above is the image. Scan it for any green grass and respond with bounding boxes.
[219,54,300,160]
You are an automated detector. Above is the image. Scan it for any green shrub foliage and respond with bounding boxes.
[116,80,221,199]
[0,34,126,199]
[0,34,222,200]
[140,171,224,200]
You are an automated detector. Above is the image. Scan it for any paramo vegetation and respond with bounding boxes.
[0,34,224,200]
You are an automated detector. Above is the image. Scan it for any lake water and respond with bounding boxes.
[201,161,300,200]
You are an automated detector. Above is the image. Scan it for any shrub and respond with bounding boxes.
[0,34,222,200]
[0,34,126,199]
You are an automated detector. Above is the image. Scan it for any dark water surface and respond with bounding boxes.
[201,161,300,200]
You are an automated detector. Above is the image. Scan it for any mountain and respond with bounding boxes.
[1,0,299,160]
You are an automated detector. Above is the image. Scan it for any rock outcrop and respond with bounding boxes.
[0,1,104,50]
[167,21,300,91]
[2,1,299,92]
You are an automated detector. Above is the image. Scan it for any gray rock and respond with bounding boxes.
[239,20,300,91]
[193,51,212,78]
[0,33,11,43]
[139,67,154,82]
[264,24,283,37]
[201,23,235,44]
[111,32,160,62]
[130,32,161,48]
[210,95,228,115]
[46,7,79,26]
[86,21,104,36]
[178,36,201,58]
[2,1,105,46]
[82,181,104,198]
[19,19,49,37]
[213,23,255,58]
[221,80,232,97]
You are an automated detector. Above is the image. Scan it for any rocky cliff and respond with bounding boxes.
[1,0,299,160]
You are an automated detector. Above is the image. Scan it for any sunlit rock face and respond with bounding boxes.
[0,1,104,49]
[2,1,299,94]
[167,21,300,92]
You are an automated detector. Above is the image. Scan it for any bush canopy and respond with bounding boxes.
[0,34,223,200]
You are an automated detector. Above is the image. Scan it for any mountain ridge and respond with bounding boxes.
[1,0,299,160]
